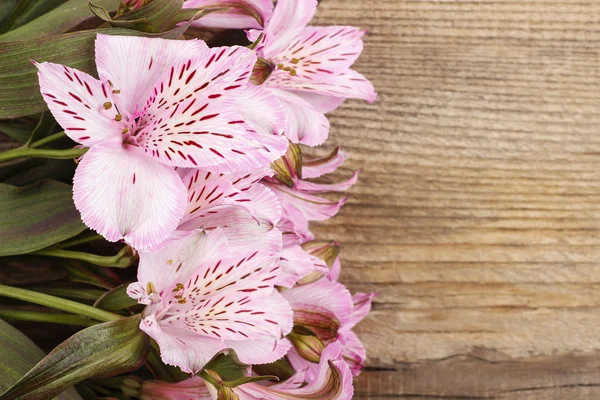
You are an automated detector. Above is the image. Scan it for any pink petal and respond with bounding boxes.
[329,256,342,281]
[254,0,317,58]
[34,61,121,146]
[235,84,287,137]
[269,88,329,146]
[348,292,376,329]
[94,34,208,117]
[135,46,284,172]
[283,279,353,329]
[291,91,346,114]
[277,214,314,247]
[132,229,229,300]
[293,170,359,193]
[277,245,328,288]
[140,377,212,400]
[268,182,348,222]
[270,26,365,80]
[140,314,229,374]
[184,0,273,29]
[302,147,350,179]
[72,138,186,250]
[338,329,367,376]
[228,336,292,366]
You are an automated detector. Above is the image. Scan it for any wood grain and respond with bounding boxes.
[310,0,600,398]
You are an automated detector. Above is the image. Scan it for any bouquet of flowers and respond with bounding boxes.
[0,0,376,398]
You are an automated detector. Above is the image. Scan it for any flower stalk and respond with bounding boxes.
[0,284,122,322]
[31,246,134,268]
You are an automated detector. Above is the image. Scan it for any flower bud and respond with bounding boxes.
[297,241,340,284]
[288,326,326,363]
[271,142,302,187]
[250,57,275,85]
[217,386,240,400]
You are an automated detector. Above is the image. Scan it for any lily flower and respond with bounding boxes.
[184,0,274,29]
[283,279,375,377]
[127,228,293,373]
[248,0,376,146]
[34,34,286,250]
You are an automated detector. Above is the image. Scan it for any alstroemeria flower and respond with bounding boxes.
[127,229,293,373]
[184,0,273,29]
[124,376,212,400]
[35,34,286,250]
[247,0,376,145]
[283,279,375,377]
[204,342,354,399]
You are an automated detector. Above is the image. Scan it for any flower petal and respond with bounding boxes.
[348,292,376,329]
[136,47,284,172]
[302,147,350,179]
[293,170,359,193]
[228,336,292,366]
[338,329,366,376]
[34,61,121,146]
[235,83,287,136]
[73,138,186,250]
[270,88,330,146]
[184,0,273,29]
[268,182,348,222]
[254,0,317,58]
[277,245,328,288]
[94,34,208,117]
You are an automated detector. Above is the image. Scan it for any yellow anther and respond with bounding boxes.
[177,298,187,304]
[283,67,292,72]
[146,282,156,294]
[291,58,300,64]
[174,295,183,300]
[108,80,114,87]
[112,89,121,94]
[115,114,122,122]
[167,259,174,265]
[277,63,284,69]
[122,128,129,134]
[290,69,297,76]
[103,102,112,110]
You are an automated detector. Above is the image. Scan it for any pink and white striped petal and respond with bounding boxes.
[235,83,287,137]
[348,292,376,329]
[338,329,367,376]
[94,34,208,117]
[270,26,365,80]
[291,91,346,114]
[34,61,122,147]
[135,46,283,172]
[269,88,330,146]
[139,376,213,400]
[269,182,348,222]
[184,0,273,29]
[227,335,292,366]
[73,138,187,250]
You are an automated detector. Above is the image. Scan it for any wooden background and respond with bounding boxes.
[311,0,600,399]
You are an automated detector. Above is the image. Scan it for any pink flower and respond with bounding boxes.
[127,228,293,373]
[264,147,358,243]
[283,279,375,377]
[184,0,274,29]
[34,34,286,250]
[248,0,376,146]
[127,376,212,400]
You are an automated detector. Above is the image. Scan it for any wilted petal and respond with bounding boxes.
[34,61,121,146]
[269,89,329,146]
[73,138,187,250]
[184,0,273,29]
[95,34,208,117]
[302,147,350,179]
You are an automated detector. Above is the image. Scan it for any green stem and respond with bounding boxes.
[58,234,105,249]
[31,246,133,268]
[29,287,105,301]
[0,284,121,322]
[30,131,67,148]
[0,146,86,162]
[0,310,96,327]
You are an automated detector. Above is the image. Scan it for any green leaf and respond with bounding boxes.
[0,116,39,142]
[0,0,121,42]
[252,357,295,382]
[0,318,83,400]
[26,111,57,146]
[63,261,122,290]
[0,315,149,400]
[0,0,66,34]
[90,0,183,33]
[0,180,86,256]
[203,351,249,382]
[94,284,138,311]
[0,0,20,27]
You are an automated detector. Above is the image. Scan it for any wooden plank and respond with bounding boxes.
[310,0,600,398]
